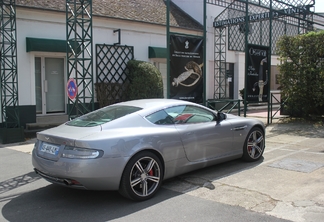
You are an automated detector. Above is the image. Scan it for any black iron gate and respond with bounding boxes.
[208,0,324,124]
[95,44,134,107]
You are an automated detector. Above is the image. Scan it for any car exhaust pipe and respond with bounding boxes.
[63,179,73,186]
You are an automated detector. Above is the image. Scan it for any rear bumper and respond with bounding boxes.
[32,149,126,190]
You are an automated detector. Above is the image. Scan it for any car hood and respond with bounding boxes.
[36,123,102,146]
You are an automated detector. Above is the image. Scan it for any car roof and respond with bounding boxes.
[114,99,193,109]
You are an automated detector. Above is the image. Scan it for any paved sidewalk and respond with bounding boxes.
[163,115,324,222]
[0,137,36,154]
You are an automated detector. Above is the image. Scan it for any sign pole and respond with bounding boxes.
[166,0,170,99]
[268,0,273,125]
[244,1,249,117]
[203,0,207,105]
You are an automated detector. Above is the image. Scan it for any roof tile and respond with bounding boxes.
[16,0,203,30]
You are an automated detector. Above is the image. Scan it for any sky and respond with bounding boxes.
[315,1,324,13]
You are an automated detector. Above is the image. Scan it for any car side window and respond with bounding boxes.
[165,105,215,124]
[146,110,174,125]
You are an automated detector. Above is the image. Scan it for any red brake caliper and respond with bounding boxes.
[248,139,252,152]
[148,170,153,176]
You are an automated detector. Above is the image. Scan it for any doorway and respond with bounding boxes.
[35,57,66,115]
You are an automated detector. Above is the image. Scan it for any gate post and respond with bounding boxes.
[66,0,94,119]
[0,0,24,143]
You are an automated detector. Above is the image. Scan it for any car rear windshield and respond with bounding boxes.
[66,105,142,127]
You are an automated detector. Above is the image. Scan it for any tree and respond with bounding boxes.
[125,60,163,100]
[277,30,324,117]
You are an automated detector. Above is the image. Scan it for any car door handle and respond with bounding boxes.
[232,125,247,131]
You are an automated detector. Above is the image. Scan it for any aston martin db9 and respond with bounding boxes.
[32,99,265,201]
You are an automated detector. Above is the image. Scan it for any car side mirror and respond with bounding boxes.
[217,112,227,123]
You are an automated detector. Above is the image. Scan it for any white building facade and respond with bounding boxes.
[1,0,322,136]
[11,2,204,128]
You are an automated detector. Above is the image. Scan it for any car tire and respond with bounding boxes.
[119,151,163,201]
[242,127,265,162]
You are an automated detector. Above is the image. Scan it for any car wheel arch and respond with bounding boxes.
[247,124,265,136]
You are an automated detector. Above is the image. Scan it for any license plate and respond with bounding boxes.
[40,142,60,156]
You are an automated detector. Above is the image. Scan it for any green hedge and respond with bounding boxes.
[277,30,324,118]
[125,60,163,100]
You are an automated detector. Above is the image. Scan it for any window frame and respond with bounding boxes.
[145,105,216,125]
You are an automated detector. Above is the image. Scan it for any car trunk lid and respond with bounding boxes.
[35,124,102,161]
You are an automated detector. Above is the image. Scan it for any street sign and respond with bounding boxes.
[67,78,77,100]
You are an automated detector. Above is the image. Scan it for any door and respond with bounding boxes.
[35,57,65,114]
[165,105,234,162]
[175,121,234,162]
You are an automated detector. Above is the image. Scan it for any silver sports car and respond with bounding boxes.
[32,99,265,201]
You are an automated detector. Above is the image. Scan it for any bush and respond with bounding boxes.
[95,82,127,108]
[277,30,324,118]
[125,60,163,100]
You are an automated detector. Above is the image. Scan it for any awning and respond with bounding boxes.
[26,37,67,52]
[148,46,167,58]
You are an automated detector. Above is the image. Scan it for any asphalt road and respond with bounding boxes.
[0,146,287,222]
[1,119,324,222]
